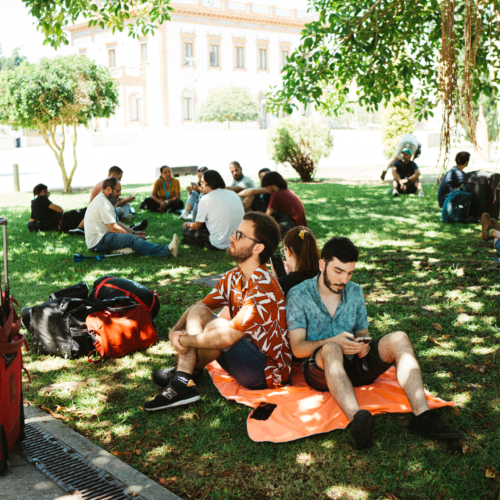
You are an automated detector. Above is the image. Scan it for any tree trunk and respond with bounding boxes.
[67,122,79,192]
[291,154,316,182]
[40,123,71,192]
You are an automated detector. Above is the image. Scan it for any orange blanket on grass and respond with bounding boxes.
[206,361,454,443]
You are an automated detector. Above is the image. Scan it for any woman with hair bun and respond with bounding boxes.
[271,226,320,296]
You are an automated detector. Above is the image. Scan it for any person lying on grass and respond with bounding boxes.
[481,212,500,256]
[29,183,86,236]
[85,176,179,258]
[89,166,136,223]
[145,212,292,411]
[286,236,463,450]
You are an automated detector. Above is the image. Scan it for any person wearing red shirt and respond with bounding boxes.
[145,212,292,411]
[261,171,307,238]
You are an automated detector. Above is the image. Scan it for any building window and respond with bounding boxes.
[281,50,289,69]
[108,49,116,68]
[234,46,244,68]
[183,42,193,65]
[183,97,193,120]
[210,45,219,67]
[258,49,267,70]
[141,44,147,62]
[131,95,139,122]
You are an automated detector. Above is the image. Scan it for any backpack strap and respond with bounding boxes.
[94,278,153,314]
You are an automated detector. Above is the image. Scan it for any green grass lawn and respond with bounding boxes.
[1,177,499,500]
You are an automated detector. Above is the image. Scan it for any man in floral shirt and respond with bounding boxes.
[145,212,292,411]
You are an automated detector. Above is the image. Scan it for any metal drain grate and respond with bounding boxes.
[20,423,145,500]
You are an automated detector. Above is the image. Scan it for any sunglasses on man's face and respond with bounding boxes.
[232,229,260,244]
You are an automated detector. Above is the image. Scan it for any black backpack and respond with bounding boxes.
[23,297,104,359]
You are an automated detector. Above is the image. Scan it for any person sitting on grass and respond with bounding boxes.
[261,171,308,237]
[181,170,244,250]
[145,213,292,411]
[437,151,471,208]
[141,165,184,213]
[480,212,500,256]
[85,176,179,258]
[89,166,136,223]
[238,167,272,212]
[28,183,86,236]
[271,226,320,297]
[381,133,422,181]
[286,236,463,450]
[391,148,424,197]
[225,161,259,210]
[179,166,208,221]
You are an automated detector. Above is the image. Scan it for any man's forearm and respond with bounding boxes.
[292,338,335,359]
[180,326,244,350]
[118,221,133,233]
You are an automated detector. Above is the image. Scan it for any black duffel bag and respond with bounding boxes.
[90,275,160,319]
[48,282,89,302]
[463,170,500,220]
[23,297,104,359]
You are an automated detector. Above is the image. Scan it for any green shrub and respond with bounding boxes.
[381,95,415,159]
[266,118,333,182]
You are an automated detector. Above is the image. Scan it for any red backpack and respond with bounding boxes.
[86,300,158,363]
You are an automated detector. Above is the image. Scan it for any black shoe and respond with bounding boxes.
[350,410,374,450]
[68,228,85,237]
[130,220,148,232]
[144,379,200,411]
[151,366,203,389]
[408,409,464,439]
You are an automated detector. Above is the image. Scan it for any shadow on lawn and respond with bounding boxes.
[3,181,500,499]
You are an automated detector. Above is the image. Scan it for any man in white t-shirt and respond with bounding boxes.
[85,177,179,258]
[182,170,244,250]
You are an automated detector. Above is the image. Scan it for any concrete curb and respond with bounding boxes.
[23,405,181,500]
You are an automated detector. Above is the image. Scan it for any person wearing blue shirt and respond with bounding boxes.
[286,237,463,450]
[437,151,470,208]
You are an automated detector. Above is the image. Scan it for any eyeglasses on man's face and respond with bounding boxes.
[112,187,122,195]
[232,229,260,244]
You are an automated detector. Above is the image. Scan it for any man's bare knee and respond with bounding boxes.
[388,330,411,347]
[204,317,230,333]
[316,342,342,369]
[185,304,214,334]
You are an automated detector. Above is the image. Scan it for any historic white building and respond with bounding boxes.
[65,0,316,131]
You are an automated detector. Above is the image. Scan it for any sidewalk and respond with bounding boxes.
[1,406,181,500]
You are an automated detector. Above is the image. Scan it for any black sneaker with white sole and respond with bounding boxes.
[151,366,203,389]
[408,409,463,439]
[144,379,200,411]
[130,220,148,232]
[68,228,85,237]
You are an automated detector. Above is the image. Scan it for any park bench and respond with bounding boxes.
[155,166,198,177]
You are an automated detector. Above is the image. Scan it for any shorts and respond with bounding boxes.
[216,336,268,390]
[396,180,417,194]
[61,208,86,232]
[303,335,393,391]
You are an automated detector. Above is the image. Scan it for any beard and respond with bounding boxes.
[106,192,119,206]
[323,270,344,295]
[227,243,254,264]
[233,173,243,181]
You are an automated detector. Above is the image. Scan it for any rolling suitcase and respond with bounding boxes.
[463,170,500,220]
[0,217,28,474]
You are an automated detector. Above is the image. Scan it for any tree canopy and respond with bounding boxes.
[0,45,27,72]
[0,55,119,192]
[197,86,260,129]
[22,0,173,48]
[267,0,500,160]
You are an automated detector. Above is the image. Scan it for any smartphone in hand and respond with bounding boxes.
[270,254,287,279]
[357,337,372,344]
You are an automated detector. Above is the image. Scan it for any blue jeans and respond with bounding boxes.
[91,232,170,257]
[216,337,268,390]
[187,191,200,209]
[495,239,500,256]
[116,203,131,219]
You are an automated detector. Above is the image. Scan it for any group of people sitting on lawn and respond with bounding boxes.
[28,161,308,259]
[144,212,463,450]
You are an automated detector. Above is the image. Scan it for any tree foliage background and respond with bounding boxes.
[197,86,259,129]
[0,55,119,193]
[267,118,334,182]
[22,0,173,48]
[0,45,27,72]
